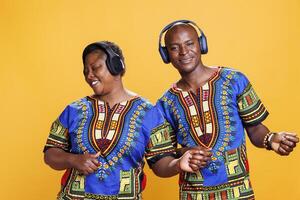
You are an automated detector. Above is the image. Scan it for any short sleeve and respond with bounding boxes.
[143,107,176,167]
[155,96,178,131]
[236,72,269,126]
[43,106,71,152]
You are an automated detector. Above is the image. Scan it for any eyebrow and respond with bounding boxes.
[169,39,194,46]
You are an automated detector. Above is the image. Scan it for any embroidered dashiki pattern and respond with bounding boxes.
[156,67,269,200]
[44,96,175,200]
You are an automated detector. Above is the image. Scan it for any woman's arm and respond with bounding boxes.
[44,148,100,175]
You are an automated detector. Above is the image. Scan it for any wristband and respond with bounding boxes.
[263,132,275,150]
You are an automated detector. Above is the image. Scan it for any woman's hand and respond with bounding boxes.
[178,146,212,173]
[69,151,101,175]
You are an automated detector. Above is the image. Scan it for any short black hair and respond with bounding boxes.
[82,41,126,76]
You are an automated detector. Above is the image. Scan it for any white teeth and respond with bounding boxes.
[91,80,99,86]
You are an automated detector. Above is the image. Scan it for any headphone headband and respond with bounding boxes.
[159,20,205,45]
[82,41,124,76]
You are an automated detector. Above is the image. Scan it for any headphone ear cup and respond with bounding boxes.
[112,56,124,75]
[105,59,114,75]
[159,46,170,64]
[199,35,208,54]
[106,56,124,76]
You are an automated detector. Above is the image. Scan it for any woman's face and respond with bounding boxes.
[83,50,116,96]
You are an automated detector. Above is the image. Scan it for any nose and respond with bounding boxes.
[85,70,95,80]
[179,45,188,56]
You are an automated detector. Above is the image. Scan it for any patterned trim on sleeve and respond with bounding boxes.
[145,121,176,166]
[44,119,70,152]
[237,84,269,126]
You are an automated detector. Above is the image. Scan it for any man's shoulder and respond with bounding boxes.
[157,87,178,101]
[220,66,247,80]
[135,96,153,108]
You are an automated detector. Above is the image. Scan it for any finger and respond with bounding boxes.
[199,162,208,168]
[190,154,203,160]
[86,160,99,171]
[193,146,211,153]
[284,135,299,143]
[203,156,212,162]
[283,132,297,137]
[191,150,212,157]
[190,158,208,168]
[200,150,213,157]
[198,160,207,167]
[89,163,99,171]
[191,154,212,162]
[82,167,95,175]
[278,146,289,156]
[91,151,101,158]
[189,163,200,171]
[186,149,197,156]
[86,166,96,174]
[189,158,202,166]
[281,139,296,148]
[91,158,100,166]
[279,143,293,152]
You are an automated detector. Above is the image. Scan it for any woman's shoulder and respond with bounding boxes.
[65,96,90,111]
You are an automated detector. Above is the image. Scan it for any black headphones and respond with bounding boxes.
[82,41,125,76]
[158,20,208,64]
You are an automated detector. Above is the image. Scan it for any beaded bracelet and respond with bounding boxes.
[263,132,275,150]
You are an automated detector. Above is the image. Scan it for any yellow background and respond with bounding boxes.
[0,0,299,199]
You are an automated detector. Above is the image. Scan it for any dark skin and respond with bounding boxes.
[44,148,101,175]
[152,24,299,177]
[246,124,298,156]
[44,49,136,175]
[45,49,202,176]
[151,147,212,177]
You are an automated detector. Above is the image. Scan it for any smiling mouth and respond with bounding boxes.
[179,57,193,64]
[91,80,99,86]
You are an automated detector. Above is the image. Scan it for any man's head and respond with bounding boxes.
[164,23,203,74]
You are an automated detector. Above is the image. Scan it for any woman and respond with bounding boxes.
[43,41,187,199]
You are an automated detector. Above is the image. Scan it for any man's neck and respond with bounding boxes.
[178,65,218,92]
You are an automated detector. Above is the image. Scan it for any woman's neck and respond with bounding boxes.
[93,82,134,108]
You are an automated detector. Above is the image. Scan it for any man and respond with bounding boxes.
[152,20,299,200]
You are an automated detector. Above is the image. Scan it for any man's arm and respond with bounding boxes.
[150,147,212,178]
[245,123,269,147]
[245,123,299,155]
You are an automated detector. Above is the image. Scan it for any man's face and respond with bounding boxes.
[165,24,201,74]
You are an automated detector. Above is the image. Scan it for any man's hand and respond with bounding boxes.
[271,132,299,156]
[178,146,212,173]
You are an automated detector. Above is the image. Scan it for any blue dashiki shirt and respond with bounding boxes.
[155,67,269,200]
[44,95,175,200]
